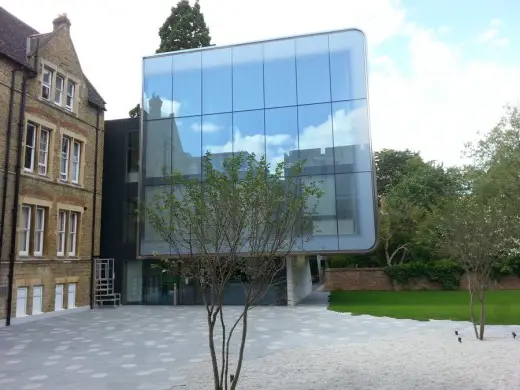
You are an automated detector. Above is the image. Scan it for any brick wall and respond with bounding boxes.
[0,18,104,322]
[324,268,520,291]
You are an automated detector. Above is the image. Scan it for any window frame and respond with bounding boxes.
[32,285,43,315]
[24,123,36,172]
[16,287,28,317]
[42,67,53,101]
[33,207,45,256]
[19,205,31,256]
[54,284,64,311]
[68,212,78,256]
[60,136,70,181]
[71,140,81,184]
[57,210,67,256]
[66,81,75,111]
[55,74,64,105]
[67,283,77,309]
[38,127,50,176]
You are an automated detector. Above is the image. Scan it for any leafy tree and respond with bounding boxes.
[129,104,140,118]
[144,152,322,390]
[157,0,211,53]
[374,149,419,197]
[437,194,514,340]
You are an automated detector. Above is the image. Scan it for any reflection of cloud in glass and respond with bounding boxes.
[202,106,367,171]
[190,122,222,133]
[143,92,181,118]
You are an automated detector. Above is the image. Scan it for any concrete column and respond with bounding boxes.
[286,255,313,306]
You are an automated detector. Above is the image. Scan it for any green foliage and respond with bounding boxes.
[129,103,140,118]
[157,0,211,54]
[327,254,385,268]
[375,148,419,197]
[385,260,465,290]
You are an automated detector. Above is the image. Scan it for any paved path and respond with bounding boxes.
[0,302,516,390]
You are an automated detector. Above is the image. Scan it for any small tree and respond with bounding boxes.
[438,195,512,340]
[145,152,322,389]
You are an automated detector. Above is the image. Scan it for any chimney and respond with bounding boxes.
[52,13,71,31]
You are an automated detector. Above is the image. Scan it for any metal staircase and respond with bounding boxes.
[94,258,121,308]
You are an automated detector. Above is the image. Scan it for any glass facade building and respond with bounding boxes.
[140,29,377,256]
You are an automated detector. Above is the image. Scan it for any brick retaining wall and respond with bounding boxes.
[324,268,520,291]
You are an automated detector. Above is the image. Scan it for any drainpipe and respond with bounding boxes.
[0,68,23,266]
[90,108,101,309]
[5,74,28,326]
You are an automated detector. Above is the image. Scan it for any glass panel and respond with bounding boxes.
[295,35,331,105]
[301,175,338,251]
[264,107,299,174]
[173,116,202,177]
[332,100,371,173]
[143,185,168,242]
[232,44,264,111]
[173,52,202,117]
[233,110,265,160]
[143,56,173,119]
[144,119,172,179]
[201,113,232,172]
[298,103,334,175]
[264,39,297,108]
[329,30,367,101]
[202,48,232,114]
[336,172,377,251]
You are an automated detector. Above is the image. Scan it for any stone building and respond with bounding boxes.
[0,7,105,325]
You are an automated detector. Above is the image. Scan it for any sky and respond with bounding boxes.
[3,0,520,167]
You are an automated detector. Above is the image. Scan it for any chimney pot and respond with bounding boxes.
[53,13,71,31]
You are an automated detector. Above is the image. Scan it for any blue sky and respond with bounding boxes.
[5,0,520,166]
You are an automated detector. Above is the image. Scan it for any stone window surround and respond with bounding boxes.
[17,197,52,259]
[59,127,87,188]
[12,277,80,317]
[16,198,84,260]
[22,114,57,181]
[39,59,80,115]
[56,203,84,258]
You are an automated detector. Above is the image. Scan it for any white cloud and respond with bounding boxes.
[191,122,222,133]
[478,18,509,46]
[7,0,520,166]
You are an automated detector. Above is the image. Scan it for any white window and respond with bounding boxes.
[55,75,64,105]
[72,141,81,183]
[34,207,45,256]
[67,283,76,309]
[66,81,75,111]
[54,284,64,311]
[38,128,50,176]
[57,211,66,256]
[32,285,43,314]
[24,123,36,172]
[69,212,78,256]
[19,205,31,255]
[16,287,28,317]
[60,136,70,181]
[42,67,53,100]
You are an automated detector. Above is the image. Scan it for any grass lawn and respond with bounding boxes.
[328,290,520,325]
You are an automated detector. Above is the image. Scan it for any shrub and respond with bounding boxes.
[385,260,464,290]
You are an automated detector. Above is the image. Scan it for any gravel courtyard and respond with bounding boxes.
[0,300,519,390]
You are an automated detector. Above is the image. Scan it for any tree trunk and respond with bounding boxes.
[467,274,479,339]
[478,290,486,340]
[207,311,221,389]
[230,307,249,390]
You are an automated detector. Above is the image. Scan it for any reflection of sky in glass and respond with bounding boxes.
[141,29,376,254]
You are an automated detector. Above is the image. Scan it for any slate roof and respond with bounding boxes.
[0,7,106,110]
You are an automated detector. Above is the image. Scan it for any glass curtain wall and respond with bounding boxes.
[141,29,376,256]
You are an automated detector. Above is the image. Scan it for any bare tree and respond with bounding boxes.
[438,195,513,340]
[144,152,322,389]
